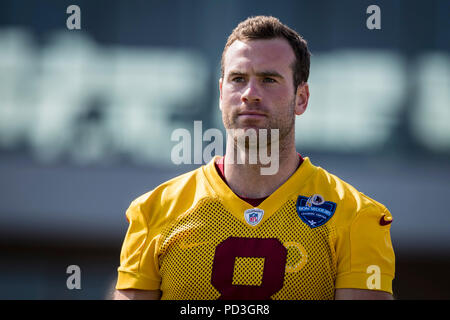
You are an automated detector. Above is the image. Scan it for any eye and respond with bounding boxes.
[263,77,276,83]
[231,76,245,83]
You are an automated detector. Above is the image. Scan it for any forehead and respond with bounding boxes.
[223,38,295,75]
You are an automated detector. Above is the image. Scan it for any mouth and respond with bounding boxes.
[237,111,267,119]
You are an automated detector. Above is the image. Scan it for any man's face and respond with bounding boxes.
[219,38,307,144]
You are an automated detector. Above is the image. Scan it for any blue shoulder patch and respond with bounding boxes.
[296,194,337,228]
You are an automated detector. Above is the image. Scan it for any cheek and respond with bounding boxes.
[270,91,293,110]
[221,86,242,107]
[270,93,297,121]
[264,83,291,99]
[220,90,236,118]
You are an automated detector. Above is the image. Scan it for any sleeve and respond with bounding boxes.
[115,196,162,290]
[335,205,395,294]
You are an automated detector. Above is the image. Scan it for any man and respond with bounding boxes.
[113,16,395,300]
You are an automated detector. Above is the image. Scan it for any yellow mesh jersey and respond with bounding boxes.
[116,156,395,299]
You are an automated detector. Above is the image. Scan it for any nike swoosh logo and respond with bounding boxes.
[379,215,393,226]
[179,241,209,250]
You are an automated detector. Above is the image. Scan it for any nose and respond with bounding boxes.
[241,80,261,103]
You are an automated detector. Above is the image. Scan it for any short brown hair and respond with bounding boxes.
[221,16,311,89]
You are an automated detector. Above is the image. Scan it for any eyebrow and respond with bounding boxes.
[227,70,284,79]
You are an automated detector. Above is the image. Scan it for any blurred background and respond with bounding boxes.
[0,0,449,299]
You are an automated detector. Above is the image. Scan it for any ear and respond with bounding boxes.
[219,77,223,111]
[294,83,309,116]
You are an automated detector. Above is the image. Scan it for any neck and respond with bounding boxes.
[224,134,299,199]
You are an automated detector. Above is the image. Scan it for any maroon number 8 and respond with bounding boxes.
[210,237,287,300]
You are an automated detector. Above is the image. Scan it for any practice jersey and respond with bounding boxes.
[116,156,395,299]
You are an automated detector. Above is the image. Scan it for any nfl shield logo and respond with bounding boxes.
[244,208,264,226]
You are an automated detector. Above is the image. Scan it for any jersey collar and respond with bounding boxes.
[201,155,317,227]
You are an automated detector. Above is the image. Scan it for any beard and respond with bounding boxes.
[222,96,296,150]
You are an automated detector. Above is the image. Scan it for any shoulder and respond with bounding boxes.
[127,163,214,225]
[309,161,391,226]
